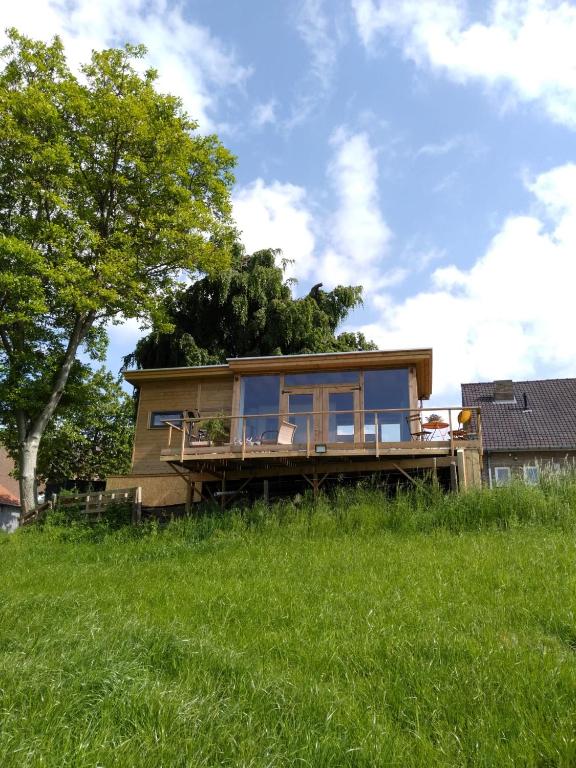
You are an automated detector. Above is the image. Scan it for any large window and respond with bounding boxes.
[239,375,281,442]
[363,369,410,442]
[284,370,359,386]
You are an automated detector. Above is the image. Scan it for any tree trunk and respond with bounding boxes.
[13,312,96,517]
[18,438,40,516]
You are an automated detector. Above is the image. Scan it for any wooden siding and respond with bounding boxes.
[131,376,234,475]
[107,474,187,507]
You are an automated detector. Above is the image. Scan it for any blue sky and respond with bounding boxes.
[3,0,576,404]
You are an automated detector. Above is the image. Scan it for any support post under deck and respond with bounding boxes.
[450,462,459,492]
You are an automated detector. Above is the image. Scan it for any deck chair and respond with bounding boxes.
[260,421,297,445]
[405,412,427,441]
[277,421,297,444]
[186,410,210,446]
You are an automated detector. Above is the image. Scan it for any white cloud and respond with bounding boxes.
[416,134,482,158]
[287,0,343,127]
[352,0,576,129]
[295,0,340,90]
[252,100,277,128]
[232,179,317,282]
[359,163,576,402]
[1,0,250,130]
[233,128,395,292]
[319,129,392,288]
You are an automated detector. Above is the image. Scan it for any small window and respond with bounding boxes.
[493,466,511,486]
[150,411,184,429]
[523,465,539,485]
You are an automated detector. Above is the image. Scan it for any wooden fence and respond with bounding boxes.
[20,487,142,526]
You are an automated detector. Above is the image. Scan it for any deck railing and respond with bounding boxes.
[21,487,143,526]
[163,406,482,461]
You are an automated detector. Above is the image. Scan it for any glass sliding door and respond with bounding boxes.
[286,392,317,445]
[325,390,356,443]
[284,386,359,445]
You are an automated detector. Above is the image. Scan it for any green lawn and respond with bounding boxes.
[1,486,576,766]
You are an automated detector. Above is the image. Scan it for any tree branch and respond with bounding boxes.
[0,327,14,359]
[30,309,96,440]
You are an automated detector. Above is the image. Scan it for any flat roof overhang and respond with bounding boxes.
[124,348,433,399]
[123,363,231,385]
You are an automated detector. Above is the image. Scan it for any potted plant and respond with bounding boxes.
[202,414,230,445]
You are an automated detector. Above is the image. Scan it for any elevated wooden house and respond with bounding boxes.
[107,349,482,508]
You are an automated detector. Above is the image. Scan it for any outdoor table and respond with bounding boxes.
[422,421,449,440]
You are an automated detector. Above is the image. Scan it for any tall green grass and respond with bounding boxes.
[2,480,576,766]
[38,472,576,543]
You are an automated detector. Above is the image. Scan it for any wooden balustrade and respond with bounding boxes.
[162,406,482,458]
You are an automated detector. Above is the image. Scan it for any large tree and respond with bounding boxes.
[1,368,134,485]
[0,30,236,513]
[126,245,376,369]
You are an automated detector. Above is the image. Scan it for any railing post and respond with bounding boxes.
[180,421,185,463]
[133,486,142,525]
[450,407,454,455]
[241,419,246,461]
[168,424,172,448]
[477,408,482,454]
[306,415,310,458]
[375,412,380,458]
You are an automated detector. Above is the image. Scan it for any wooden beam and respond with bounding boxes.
[450,462,459,492]
[392,463,418,487]
[176,454,460,484]
[198,455,453,481]
[167,462,194,487]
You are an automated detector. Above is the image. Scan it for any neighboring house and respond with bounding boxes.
[0,447,19,499]
[0,483,20,532]
[462,378,576,486]
[108,348,482,508]
[0,448,20,531]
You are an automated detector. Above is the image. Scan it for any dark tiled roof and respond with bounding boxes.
[461,378,576,451]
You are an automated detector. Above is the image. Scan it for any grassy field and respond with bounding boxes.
[2,482,576,766]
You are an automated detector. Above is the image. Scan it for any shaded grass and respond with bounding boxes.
[1,482,576,766]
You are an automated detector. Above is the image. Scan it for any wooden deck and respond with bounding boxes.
[158,407,483,497]
[161,439,481,464]
[160,439,482,490]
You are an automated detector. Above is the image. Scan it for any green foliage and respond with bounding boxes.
[1,367,134,482]
[126,245,376,368]
[200,413,230,444]
[41,370,134,481]
[0,29,236,508]
[3,483,576,765]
